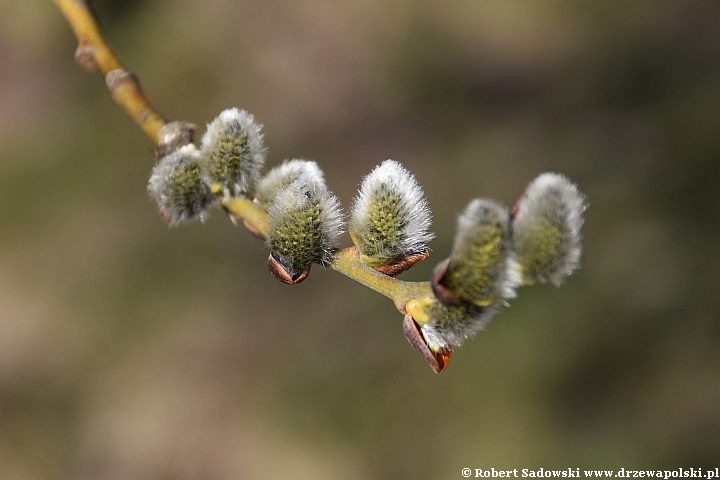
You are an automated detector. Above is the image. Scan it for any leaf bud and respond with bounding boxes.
[147,145,217,226]
[200,108,266,198]
[349,160,433,270]
[511,173,586,286]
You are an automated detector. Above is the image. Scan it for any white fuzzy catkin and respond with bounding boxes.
[200,108,266,198]
[349,159,433,265]
[512,172,586,286]
[147,144,216,226]
[266,177,344,278]
[443,199,520,305]
[255,159,325,206]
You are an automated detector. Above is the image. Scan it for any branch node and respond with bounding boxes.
[105,68,133,91]
[156,121,196,159]
[74,43,98,71]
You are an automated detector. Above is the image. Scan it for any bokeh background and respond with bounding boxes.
[1,1,719,478]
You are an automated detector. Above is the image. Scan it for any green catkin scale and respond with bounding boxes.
[515,218,565,283]
[270,195,323,276]
[352,182,407,264]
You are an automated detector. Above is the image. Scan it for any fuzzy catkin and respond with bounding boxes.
[512,173,586,286]
[422,299,500,351]
[407,296,501,351]
[349,160,433,265]
[200,108,266,198]
[148,145,216,226]
[266,178,343,279]
[441,199,518,306]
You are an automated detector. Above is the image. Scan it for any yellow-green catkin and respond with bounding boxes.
[266,178,343,279]
[512,173,586,286]
[200,108,266,199]
[441,199,518,306]
[147,145,217,226]
[349,160,433,266]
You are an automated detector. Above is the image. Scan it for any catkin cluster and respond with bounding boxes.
[148,108,586,373]
[148,108,266,226]
[148,108,344,283]
[404,172,586,371]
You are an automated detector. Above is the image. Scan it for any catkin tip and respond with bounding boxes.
[255,159,325,207]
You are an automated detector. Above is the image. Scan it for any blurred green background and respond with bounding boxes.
[1,1,718,478]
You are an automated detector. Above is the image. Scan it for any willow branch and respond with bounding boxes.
[53,0,168,145]
[55,3,585,374]
[54,0,435,317]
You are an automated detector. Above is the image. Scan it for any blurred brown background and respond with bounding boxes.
[1,1,718,478]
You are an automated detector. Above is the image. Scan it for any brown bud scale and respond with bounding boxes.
[402,314,451,374]
[243,220,266,240]
[267,254,310,285]
[430,258,464,307]
[374,249,430,277]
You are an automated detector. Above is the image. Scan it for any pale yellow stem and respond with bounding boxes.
[52,0,167,145]
[330,247,434,313]
[222,197,270,236]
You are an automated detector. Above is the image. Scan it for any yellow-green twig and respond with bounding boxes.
[330,247,434,313]
[222,197,270,236]
[53,0,167,145]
